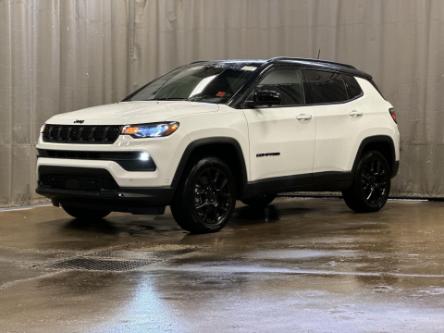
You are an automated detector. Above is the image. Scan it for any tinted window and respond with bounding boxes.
[343,75,363,99]
[303,70,348,104]
[255,67,305,106]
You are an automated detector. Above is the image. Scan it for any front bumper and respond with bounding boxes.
[36,132,184,188]
[37,166,174,213]
[37,149,156,172]
[37,157,165,188]
[37,186,173,214]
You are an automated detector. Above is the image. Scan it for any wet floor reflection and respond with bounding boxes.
[235,204,280,222]
[1,199,444,332]
[63,217,121,234]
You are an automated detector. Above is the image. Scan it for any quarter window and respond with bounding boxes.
[255,67,305,106]
[303,69,348,104]
[343,75,363,99]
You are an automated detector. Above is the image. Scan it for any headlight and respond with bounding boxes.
[122,122,179,138]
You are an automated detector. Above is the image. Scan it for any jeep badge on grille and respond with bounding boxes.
[74,120,84,124]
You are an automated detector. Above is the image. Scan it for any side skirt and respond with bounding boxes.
[242,171,353,198]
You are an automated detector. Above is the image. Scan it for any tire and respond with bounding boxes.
[241,194,276,208]
[170,157,236,233]
[342,151,391,213]
[61,203,111,220]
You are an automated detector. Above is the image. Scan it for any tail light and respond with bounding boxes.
[389,107,397,124]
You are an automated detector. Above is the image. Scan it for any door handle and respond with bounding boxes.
[296,113,312,121]
[349,110,363,118]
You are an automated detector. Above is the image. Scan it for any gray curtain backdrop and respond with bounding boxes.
[1,0,443,206]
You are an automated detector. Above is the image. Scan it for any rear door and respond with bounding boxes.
[302,69,365,173]
[242,66,315,181]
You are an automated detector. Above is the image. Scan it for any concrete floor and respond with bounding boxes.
[1,198,444,333]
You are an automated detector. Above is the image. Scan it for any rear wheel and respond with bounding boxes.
[61,203,110,220]
[342,151,391,212]
[242,194,276,208]
[170,157,236,233]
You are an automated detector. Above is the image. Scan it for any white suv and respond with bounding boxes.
[36,57,400,233]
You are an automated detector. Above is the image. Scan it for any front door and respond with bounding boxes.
[242,66,315,181]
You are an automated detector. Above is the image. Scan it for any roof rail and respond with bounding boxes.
[268,56,356,70]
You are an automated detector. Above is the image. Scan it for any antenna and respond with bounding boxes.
[317,49,321,59]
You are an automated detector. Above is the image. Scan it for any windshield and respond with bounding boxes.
[126,62,259,104]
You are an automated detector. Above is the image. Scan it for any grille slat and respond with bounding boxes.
[43,125,121,144]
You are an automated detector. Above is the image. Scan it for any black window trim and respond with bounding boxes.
[301,68,364,106]
[237,64,364,109]
[343,73,364,102]
[238,63,309,109]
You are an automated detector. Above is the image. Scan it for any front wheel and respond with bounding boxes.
[170,157,236,233]
[342,151,391,213]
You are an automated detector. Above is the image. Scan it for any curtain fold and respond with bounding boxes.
[0,0,443,206]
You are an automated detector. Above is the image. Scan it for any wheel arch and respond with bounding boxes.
[352,135,398,177]
[171,137,248,196]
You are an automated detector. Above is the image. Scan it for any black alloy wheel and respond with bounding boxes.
[343,151,391,212]
[171,157,236,233]
[191,166,233,225]
[360,155,390,206]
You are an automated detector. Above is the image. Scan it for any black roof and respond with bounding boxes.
[195,57,372,80]
[269,57,372,80]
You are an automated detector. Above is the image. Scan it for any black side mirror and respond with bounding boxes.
[245,89,281,108]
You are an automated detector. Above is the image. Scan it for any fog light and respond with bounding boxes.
[139,152,150,161]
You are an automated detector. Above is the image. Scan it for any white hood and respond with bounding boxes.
[47,101,219,125]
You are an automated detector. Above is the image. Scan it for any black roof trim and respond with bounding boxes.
[268,56,356,69]
[267,56,372,80]
[191,57,372,80]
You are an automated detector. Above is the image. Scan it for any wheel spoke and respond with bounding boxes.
[195,201,209,210]
[212,169,221,184]
[215,178,228,192]
[191,164,233,225]
[359,154,390,207]
[365,188,374,200]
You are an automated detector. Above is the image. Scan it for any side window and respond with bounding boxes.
[255,67,305,106]
[303,69,348,104]
[343,75,363,100]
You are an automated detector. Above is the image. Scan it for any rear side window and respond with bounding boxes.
[343,75,363,99]
[256,67,305,106]
[303,69,348,104]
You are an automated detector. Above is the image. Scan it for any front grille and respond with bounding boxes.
[42,125,122,144]
[38,166,119,191]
